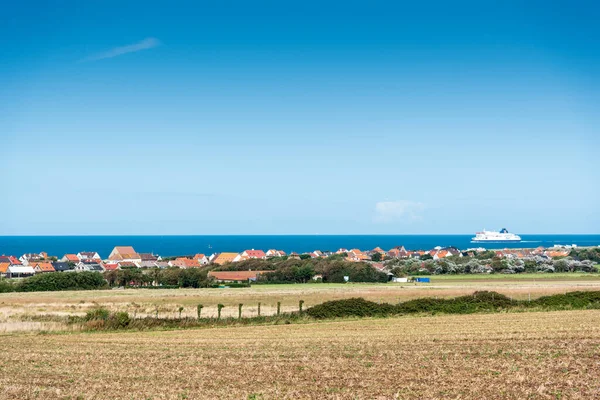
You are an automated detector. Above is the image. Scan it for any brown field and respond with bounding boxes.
[2,277,600,332]
[1,310,599,399]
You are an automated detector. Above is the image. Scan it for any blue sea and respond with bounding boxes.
[1,235,599,259]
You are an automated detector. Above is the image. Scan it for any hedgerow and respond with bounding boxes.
[306,291,600,319]
[17,272,107,292]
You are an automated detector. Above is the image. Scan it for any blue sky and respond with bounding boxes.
[1,1,598,235]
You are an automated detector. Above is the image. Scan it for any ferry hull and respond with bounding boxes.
[471,240,521,243]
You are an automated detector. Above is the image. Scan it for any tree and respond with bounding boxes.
[371,252,382,262]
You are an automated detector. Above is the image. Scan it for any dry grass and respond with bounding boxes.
[1,310,599,399]
[2,278,600,327]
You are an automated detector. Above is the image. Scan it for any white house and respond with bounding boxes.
[74,262,105,272]
[77,252,101,261]
[266,249,286,257]
[19,253,46,265]
[7,265,36,278]
[193,254,209,265]
[107,246,141,263]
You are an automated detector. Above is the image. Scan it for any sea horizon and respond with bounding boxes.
[1,234,599,259]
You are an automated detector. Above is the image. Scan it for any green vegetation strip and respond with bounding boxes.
[306,290,600,319]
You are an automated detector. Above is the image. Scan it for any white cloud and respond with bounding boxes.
[374,200,426,223]
[81,37,161,62]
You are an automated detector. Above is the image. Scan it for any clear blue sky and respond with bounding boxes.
[1,1,598,235]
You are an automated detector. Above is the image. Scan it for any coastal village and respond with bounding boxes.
[0,244,578,280]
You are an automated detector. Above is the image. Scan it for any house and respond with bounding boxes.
[410,250,426,258]
[77,252,101,261]
[236,249,266,261]
[117,261,138,269]
[139,261,159,268]
[371,263,386,271]
[108,246,141,263]
[0,256,21,265]
[211,252,239,265]
[169,257,202,268]
[336,248,349,254]
[289,252,301,260]
[140,253,161,262]
[545,250,570,258]
[193,254,209,265]
[103,263,119,271]
[388,249,400,258]
[6,265,35,278]
[19,253,45,265]
[32,262,55,273]
[155,261,169,269]
[309,250,324,258]
[61,254,80,263]
[0,262,10,277]
[51,261,73,272]
[208,270,267,283]
[75,262,105,272]
[266,249,286,257]
[346,249,369,262]
[433,250,450,260]
[371,247,387,257]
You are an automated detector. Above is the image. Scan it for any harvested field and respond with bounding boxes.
[2,278,600,331]
[1,310,600,399]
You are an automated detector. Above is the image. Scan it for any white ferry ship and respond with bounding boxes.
[471,228,521,243]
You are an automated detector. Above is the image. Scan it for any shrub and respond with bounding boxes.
[85,307,110,321]
[18,271,106,292]
[306,298,396,319]
[530,291,600,309]
[0,279,16,293]
[111,312,131,328]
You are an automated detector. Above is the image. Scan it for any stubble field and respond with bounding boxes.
[1,310,600,399]
[2,276,600,332]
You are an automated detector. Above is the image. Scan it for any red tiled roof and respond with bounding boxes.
[212,253,239,265]
[0,263,9,273]
[34,262,55,272]
[64,254,80,262]
[8,256,21,265]
[172,258,202,268]
[104,263,119,271]
[244,250,266,258]
[208,270,267,281]
[118,261,137,268]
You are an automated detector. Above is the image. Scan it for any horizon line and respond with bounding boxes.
[1,233,599,237]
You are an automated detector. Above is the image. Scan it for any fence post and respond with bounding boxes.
[238,303,243,319]
[277,302,281,316]
[217,304,224,320]
[258,302,261,317]
[299,300,304,314]
[197,304,203,320]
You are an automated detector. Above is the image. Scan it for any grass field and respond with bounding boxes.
[1,310,599,399]
[3,276,600,332]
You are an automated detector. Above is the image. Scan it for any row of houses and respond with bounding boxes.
[1,244,577,278]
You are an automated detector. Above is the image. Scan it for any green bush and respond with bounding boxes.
[396,291,516,314]
[18,272,106,292]
[85,307,110,321]
[306,291,600,320]
[530,291,600,309]
[0,279,16,293]
[111,311,131,328]
[306,298,396,319]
